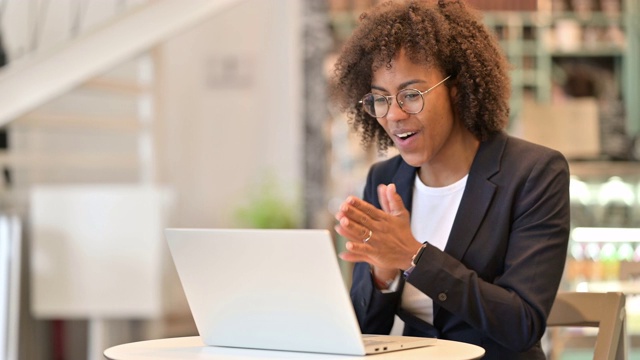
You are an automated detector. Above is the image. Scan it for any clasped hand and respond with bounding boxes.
[335,183,423,274]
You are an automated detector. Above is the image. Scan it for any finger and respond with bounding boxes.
[340,241,377,265]
[344,239,370,255]
[338,250,370,263]
[334,223,351,240]
[339,202,371,229]
[335,218,370,243]
[385,183,406,216]
[378,184,391,213]
[336,199,380,230]
[347,196,383,221]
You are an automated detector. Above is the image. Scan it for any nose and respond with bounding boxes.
[384,97,409,122]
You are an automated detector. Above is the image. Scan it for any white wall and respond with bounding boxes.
[158,0,302,229]
[154,0,303,324]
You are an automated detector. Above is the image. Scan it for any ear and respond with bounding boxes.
[448,82,458,100]
[447,81,460,120]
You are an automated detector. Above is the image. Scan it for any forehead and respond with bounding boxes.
[371,51,439,84]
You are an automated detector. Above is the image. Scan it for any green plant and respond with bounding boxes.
[233,175,301,229]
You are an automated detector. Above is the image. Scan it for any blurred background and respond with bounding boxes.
[0,0,638,359]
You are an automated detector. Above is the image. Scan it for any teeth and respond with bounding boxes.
[397,132,416,139]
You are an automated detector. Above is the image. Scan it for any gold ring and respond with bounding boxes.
[363,230,373,243]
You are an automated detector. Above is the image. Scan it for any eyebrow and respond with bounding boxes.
[371,79,427,92]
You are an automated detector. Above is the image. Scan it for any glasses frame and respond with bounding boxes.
[359,75,451,118]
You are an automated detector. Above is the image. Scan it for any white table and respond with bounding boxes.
[104,336,485,360]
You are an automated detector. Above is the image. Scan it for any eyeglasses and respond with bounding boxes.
[359,75,451,118]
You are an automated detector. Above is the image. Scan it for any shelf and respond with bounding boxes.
[499,40,539,56]
[482,11,546,27]
[551,11,625,26]
[511,69,541,87]
[549,47,625,57]
[572,227,640,243]
[569,161,640,179]
[484,11,624,27]
[482,0,638,134]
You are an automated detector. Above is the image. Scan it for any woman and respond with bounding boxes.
[330,1,570,359]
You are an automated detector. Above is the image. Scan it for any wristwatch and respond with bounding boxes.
[403,243,428,278]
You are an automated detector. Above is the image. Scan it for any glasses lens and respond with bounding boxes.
[361,94,388,118]
[397,89,424,114]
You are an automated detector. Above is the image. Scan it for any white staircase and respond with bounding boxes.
[0,0,242,128]
[0,0,244,203]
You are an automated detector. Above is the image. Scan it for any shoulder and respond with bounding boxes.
[483,132,565,159]
[504,135,565,158]
[481,133,570,189]
[502,135,569,172]
[484,132,568,169]
[472,132,569,180]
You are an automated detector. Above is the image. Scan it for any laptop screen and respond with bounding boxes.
[165,228,367,355]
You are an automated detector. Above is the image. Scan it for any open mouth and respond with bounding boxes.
[396,131,417,140]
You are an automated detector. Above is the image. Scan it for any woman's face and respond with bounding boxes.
[371,51,467,170]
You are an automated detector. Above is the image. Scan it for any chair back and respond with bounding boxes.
[547,292,627,360]
[619,261,640,280]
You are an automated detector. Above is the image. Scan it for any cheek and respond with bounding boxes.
[423,110,455,140]
[422,108,446,129]
[432,98,456,125]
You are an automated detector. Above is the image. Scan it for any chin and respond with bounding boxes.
[398,153,426,168]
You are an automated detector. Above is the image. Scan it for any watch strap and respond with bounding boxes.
[403,242,428,278]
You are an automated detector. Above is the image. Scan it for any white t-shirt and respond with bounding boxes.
[400,174,468,324]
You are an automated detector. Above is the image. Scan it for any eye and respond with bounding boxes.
[401,91,421,101]
[399,90,421,103]
[373,95,388,105]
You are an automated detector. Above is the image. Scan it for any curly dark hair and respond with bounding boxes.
[330,0,511,151]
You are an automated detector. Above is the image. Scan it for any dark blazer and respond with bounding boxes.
[350,132,570,359]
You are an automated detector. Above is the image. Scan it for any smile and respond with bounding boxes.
[396,131,417,140]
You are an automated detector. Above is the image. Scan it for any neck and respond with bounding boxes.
[418,130,480,187]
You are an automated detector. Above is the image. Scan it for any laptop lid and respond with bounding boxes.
[165,228,435,355]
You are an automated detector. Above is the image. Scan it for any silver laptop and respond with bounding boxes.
[165,228,436,355]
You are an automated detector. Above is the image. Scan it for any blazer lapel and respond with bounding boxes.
[444,132,506,261]
[433,133,506,321]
